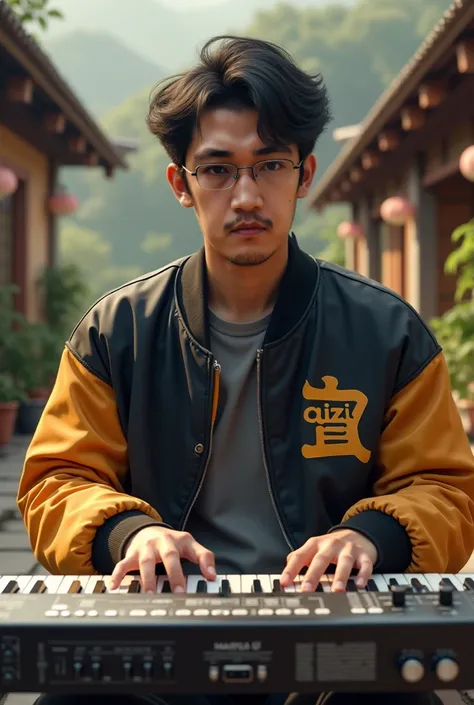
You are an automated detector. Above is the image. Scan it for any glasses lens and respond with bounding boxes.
[254,159,295,183]
[196,164,236,190]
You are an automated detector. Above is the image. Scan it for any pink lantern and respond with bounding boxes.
[337,221,364,239]
[459,145,474,182]
[380,196,415,226]
[0,166,19,200]
[48,187,78,215]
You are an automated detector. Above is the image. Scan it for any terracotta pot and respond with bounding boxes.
[0,401,19,446]
[28,387,51,400]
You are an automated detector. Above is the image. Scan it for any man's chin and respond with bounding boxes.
[227,249,275,267]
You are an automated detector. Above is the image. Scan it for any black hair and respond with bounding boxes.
[146,35,332,167]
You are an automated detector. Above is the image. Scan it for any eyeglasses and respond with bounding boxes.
[181,158,303,191]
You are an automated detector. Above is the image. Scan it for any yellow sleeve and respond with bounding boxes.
[17,347,163,575]
[342,351,474,572]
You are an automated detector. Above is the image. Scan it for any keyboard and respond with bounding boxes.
[1,571,474,595]
[0,572,473,695]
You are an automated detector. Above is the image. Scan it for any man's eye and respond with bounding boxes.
[262,161,283,171]
[201,165,231,175]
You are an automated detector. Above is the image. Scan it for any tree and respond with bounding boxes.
[5,0,63,33]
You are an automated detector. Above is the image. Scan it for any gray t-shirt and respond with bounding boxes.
[185,309,290,575]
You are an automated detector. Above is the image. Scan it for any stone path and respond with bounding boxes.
[0,434,473,705]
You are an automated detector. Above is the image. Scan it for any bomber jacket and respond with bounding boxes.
[17,235,474,576]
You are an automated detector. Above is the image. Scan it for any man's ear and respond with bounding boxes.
[167,164,194,208]
[297,154,317,200]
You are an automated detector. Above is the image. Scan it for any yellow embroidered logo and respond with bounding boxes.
[301,376,371,463]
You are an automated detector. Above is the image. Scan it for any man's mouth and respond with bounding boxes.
[231,222,267,236]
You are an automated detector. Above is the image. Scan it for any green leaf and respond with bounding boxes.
[38,14,47,29]
[47,8,63,18]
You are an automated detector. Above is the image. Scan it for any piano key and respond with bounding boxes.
[272,577,281,593]
[382,574,411,591]
[220,579,231,596]
[463,575,474,591]
[206,576,223,594]
[157,576,170,593]
[424,573,443,591]
[185,575,202,593]
[253,579,263,593]
[25,575,65,594]
[368,574,389,591]
[225,575,241,594]
[319,575,333,593]
[346,579,358,592]
[257,575,272,593]
[2,575,34,594]
[3,580,19,594]
[128,579,141,593]
[68,580,83,594]
[56,576,80,594]
[29,579,47,594]
[405,574,431,593]
[197,580,208,593]
[84,576,106,594]
[241,575,257,593]
[439,574,464,591]
[366,579,379,592]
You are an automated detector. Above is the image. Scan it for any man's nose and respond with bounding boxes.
[230,170,264,211]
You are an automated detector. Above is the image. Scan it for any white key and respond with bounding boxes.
[240,575,257,593]
[206,576,223,594]
[424,573,443,591]
[0,575,32,593]
[257,575,272,593]
[115,575,136,593]
[185,575,202,593]
[23,575,63,594]
[369,574,390,591]
[382,573,409,589]
[403,574,432,592]
[0,576,17,593]
[56,576,80,594]
[225,575,241,594]
[319,575,333,593]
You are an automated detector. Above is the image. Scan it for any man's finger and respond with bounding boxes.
[110,555,135,590]
[300,552,333,592]
[138,544,159,593]
[181,536,216,580]
[281,541,323,587]
[161,545,186,593]
[331,549,355,591]
[355,554,374,589]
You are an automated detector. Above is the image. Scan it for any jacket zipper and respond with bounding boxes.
[181,358,221,530]
[256,348,295,551]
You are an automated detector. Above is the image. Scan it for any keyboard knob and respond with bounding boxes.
[391,585,407,608]
[439,584,454,607]
[400,658,425,683]
[435,657,459,683]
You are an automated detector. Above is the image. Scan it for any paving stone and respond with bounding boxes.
[1,520,27,533]
[0,551,37,574]
[0,534,31,550]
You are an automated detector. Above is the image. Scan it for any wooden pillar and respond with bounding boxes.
[48,160,58,267]
[358,196,379,281]
[407,155,438,322]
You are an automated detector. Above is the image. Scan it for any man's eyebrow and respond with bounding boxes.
[192,144,293,162]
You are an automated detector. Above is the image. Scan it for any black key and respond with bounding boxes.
[440,578,456,589]
[128,580,141,593]
[68,580,82,594]
[93,580,106,594]
[253,579,263,593]
[346,579,358,592]
[3,581,19,594]
[196,580,208,593]
[30,580,47,594]
[162,580,171,593]
[410,578,428,593]
[389,578,399,586]
[220,579,231,596]
[272,579,281,593]
[367,579,378,592]
[463,577,474,591]
[315,583,324,592]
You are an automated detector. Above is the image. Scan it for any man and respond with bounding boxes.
[18,35,474,705]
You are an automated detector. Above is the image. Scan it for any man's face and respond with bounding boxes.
[168,107,317,267]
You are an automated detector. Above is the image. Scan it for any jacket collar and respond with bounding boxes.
[176,233,320,350]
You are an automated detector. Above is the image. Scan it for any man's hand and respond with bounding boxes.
[110,526,216,593]
[280,529,377,592]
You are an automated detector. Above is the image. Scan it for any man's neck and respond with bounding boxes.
[205,243,288,323]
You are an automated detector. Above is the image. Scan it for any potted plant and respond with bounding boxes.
[431,219,474,432]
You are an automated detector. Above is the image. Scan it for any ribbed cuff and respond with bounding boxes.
[91,510,171,574]
[328,509,412,572]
